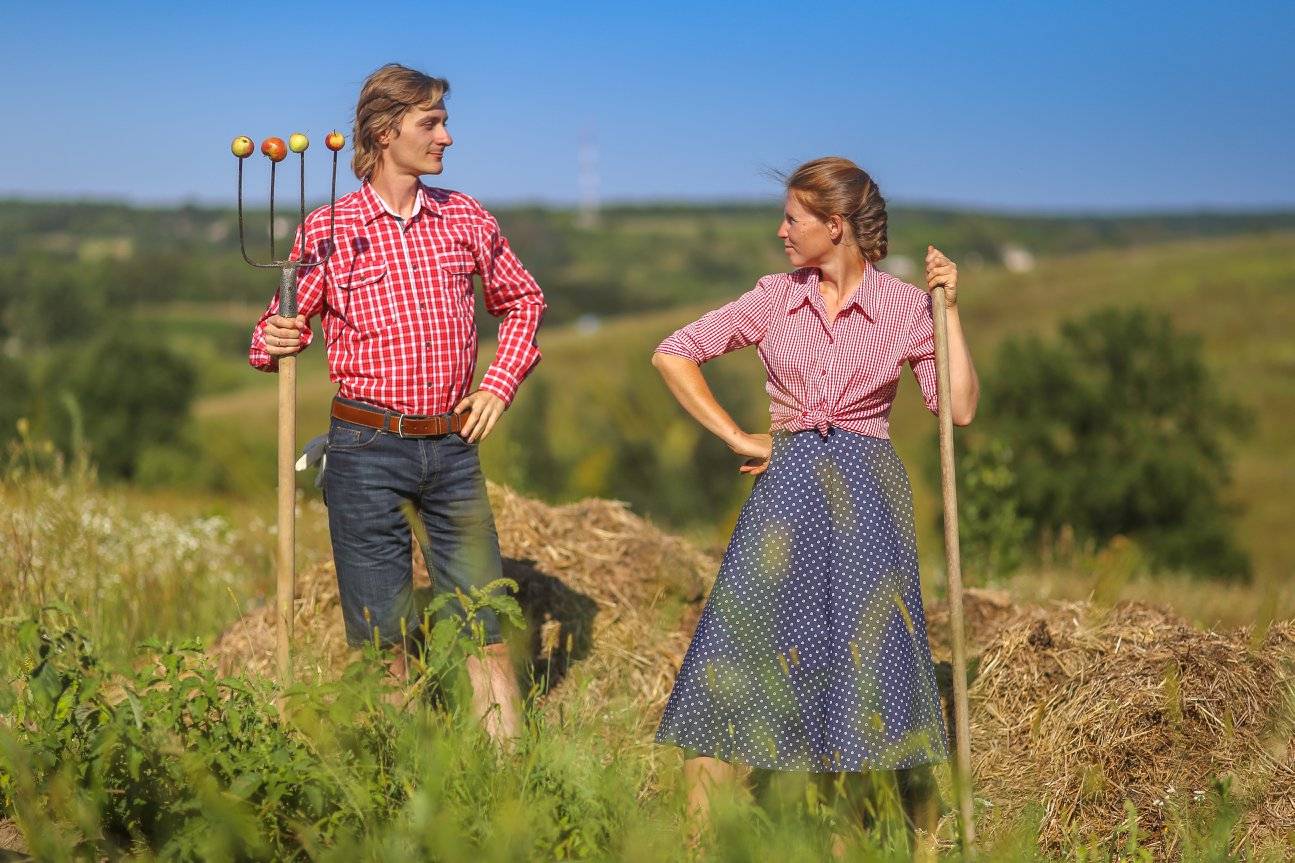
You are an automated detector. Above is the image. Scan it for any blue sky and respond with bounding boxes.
[2,0,1292,211]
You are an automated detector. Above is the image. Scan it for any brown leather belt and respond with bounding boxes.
[331,397,464,438]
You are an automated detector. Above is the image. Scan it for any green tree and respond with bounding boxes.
[959,306,1252,580]
[0,255,108,349]
[51,329,198,479]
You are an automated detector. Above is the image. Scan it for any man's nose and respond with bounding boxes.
[438,129,454,147]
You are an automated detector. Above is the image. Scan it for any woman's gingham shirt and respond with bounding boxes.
[249,181,546,415]
[655,263,940,439]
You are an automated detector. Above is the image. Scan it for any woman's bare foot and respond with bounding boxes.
[898,765,943,862]
[682,755,737,850]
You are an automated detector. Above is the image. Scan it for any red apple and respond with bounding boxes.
[324,130,345,152]
[261,137,287,162]
[231,136,254,158]
[288,133,309,153]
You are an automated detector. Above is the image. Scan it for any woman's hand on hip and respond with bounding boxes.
[728,432,772,476]
[924,245,958,306]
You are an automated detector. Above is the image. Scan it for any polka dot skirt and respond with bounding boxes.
[656,428,951,772]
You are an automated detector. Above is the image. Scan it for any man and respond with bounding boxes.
[248,63,546,741]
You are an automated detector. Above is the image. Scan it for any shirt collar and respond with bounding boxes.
[786,262,878,322]
[357,180,442,225]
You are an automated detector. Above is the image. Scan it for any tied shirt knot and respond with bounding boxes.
[801,407,833,437]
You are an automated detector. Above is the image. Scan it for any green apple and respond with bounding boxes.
[231,136,254,158]
[288,133,309,153]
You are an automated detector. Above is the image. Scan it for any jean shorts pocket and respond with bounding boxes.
[327,418,381,452]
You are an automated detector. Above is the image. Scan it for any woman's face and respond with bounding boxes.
[778,191,835,269]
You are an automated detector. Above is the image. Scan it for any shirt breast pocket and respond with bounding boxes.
[437,250,477,318]
[337,262,391,334]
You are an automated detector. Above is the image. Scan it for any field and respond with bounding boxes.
[179,230,1295,628]
[3,203,1295,859]
[3,453,1293,860]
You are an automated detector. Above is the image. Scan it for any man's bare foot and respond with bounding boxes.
[910,828,939,863]
[466,642,523,746]
[378,644,413,709]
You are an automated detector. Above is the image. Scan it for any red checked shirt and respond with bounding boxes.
[655,262,939,439]
[249,181,546,414]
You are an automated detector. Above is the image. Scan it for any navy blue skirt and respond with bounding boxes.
[656,428,950,772]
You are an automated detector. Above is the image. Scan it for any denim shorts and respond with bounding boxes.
[323,396,505,648]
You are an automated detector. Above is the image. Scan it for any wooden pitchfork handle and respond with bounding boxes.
[276,266,298,683]
[932,281,977,854]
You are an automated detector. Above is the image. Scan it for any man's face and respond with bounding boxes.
[378,102,453,178]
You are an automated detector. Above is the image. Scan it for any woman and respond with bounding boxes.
[651,157,979,851]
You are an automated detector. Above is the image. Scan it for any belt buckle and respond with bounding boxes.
[394,414,407,438]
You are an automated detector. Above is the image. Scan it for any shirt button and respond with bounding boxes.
[426,382,433,388]
[424,340,432,349]
[821,369,827,376]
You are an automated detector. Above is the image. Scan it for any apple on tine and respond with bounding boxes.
[325,130,345,152]
[288,133,309,154]
[261,137,288,162]
[231,136,254,158]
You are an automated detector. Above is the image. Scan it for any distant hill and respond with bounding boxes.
[3,198,1294,326]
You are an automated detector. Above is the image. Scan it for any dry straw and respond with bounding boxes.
[211,484,1295,858]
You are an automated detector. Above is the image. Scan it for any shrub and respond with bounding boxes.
[955,440,1033,580]
[959,306,1251,580]
[0,354,33,447]
[49,328,198,480]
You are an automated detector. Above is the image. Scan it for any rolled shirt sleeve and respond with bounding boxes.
[473,206,547,406]
[905,291,941,415]
[655,277,773,364]
[247,217,329,372]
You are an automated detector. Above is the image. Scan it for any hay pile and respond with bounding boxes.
[210,482,716,716]
[211,485,1295,858]
[963,598,1295,858]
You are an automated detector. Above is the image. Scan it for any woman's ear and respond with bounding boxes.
[826,214,844,243]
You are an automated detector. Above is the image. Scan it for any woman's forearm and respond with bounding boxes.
[943,306,979,425]
[651,352,747,447]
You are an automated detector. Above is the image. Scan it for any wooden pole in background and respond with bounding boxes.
[932,282,977,854]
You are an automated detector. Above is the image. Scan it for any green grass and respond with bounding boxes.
[1,455,1270,861]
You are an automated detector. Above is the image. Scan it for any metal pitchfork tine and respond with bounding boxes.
[232,130,344,683]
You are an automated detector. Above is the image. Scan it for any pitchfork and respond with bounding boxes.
[232,131,342,682]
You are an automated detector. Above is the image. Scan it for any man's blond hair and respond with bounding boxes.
[352,63,450,181]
